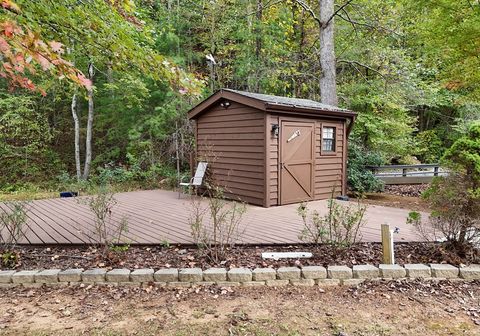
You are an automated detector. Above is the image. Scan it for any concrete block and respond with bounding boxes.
[316,279,341,287]
[46,282,69,288]
[327,266,352,279]
[0,283,18,289]
[35,269,60,283]
[241,281,266,287]
[203,268,227,282]
[430,264,459,278]
[119,282,141,288]
[130,268,154,283]
[22,283,43,288]
[352,265,379,279]
[12,270,38,283]
[168,281,192,288]
[153,282,167,287]
[302,266,327,279]
[193,281,215,286]
[277,267,301,280]
[404,264,431,278]
[154,268,178,282]
[252,268,276,281]
[0,270,15,283]
[81,269,106,283]
[179,268,203,282]
[459,265,480,280]
[342,278,365,286]
[216,281,240,287]
[379,264,406,279]
[290,279,315,287]
[265,280,289,287]
[228,268,252,282]
[59,269,84,282]
[106,269,131,282]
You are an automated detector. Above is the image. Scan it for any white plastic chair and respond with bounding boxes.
[178,162,208,198]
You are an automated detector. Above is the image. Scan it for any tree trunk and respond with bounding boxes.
[83,62,94,180]
[319,0,338,106]
[71,93,81,181]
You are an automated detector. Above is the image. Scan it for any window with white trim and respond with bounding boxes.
[322,126,336,152]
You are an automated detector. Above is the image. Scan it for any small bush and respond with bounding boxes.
[297,198,367,248]
[347,143,384,194]
[0,201,29,268]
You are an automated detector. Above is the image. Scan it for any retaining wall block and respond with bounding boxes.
[0,270,16,283]
[12,270,38,284]
[228,268,252,282]
[203,268,227,282]
[430,264,459,279]
[167,281,192,288]
[342,278,365,286]
[241,281,266,287]
[130,268,154,283]
[59,269,84,282]
[35,269,60,283]
[81,269,107,283]
[352,265,379,279]
[216,281,241,287]
[316,279,341,287]
[290,279,315,287]
[106,269,131,282]
[252,268,276,281]
[277,267,301,280]
[327,266,352,279]
[378,264,406,279]
[459,265,480,280]
[179,268,203,282]
[265,279,289,287]
[404,264,431,278]
[154,268,178,282]
[301,266,327,279]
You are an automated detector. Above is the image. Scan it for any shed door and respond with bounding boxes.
[279,120,315,205]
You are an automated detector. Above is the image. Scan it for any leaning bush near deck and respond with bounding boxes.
[347,143,384,194]
[0,201,29,268]
[188,184,247,263]
[416,123,480,250]
[297,198,366,248]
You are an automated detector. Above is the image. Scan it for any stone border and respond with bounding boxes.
[0,264,478,289]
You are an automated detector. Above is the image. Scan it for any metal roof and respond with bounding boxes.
[223,89,351,113]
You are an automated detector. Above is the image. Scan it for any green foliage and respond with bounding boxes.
[0,200,29,268]
[415,130,444,163]
[347,143,384,194]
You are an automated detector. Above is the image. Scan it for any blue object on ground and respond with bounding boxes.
[336,195,350,201]
[60,191,78,198]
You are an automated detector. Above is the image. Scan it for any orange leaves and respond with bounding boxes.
[0,18,90,94]
[1,0,21,13]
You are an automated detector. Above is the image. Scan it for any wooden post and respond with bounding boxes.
[433,166,439,176]
[381,224,394,264]
[402,168,407,177]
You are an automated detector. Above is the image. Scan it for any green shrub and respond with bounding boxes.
[347,143,384,194]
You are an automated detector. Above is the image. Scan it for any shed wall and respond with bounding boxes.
[195,101,266,206]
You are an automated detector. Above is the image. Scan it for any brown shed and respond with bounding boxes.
[188,89,357,207]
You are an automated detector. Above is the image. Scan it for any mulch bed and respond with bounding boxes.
[383,184,430,197]
[8,242,480,271]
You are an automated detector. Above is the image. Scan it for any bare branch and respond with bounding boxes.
[337,12,402,37]
[337,59,386,79]
[325,0,354,27]
[293,0,321,26]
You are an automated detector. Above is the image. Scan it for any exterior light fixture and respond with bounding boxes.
[220,100,231,108]
[271,123,279,138]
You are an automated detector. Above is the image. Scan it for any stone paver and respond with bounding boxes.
[241,281,266,287]
[352,265,379,279]
[430,264,459,278]
[106,269,131,282]
[277,267,301,280]
[342,279,365,286]
[459,265,480,280]
[228,268,252,282]
[317,279,341,287]
[290,279,315,287]
[179,268,203,282]
[327,266,352,279]
[35,269,60,283]
[266,280,289,287]
[379,264,406,278]
[0,270,15,283]
[130,269,154,283]
[59,269,84,282]
[301,266,327,279]
[203,268,227,282]
[252,268,276,281]
[82,269,106,282]
[12,270,38,283]
[154,268,178,282]
[404,264,431,278]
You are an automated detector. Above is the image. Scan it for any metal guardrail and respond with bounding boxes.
[367,164,446,185]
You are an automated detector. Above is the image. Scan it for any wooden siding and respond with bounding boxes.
[269,115,279,206]
[314,120,344,199]
[196,101,266,206]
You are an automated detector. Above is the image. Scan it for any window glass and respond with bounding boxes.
[322,126,336,152]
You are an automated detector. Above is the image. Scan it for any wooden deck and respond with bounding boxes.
[1,189,428,245]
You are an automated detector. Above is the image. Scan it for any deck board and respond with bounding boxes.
[1,189,429,245]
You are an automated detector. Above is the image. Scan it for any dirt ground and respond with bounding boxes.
[0,280,479,336]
